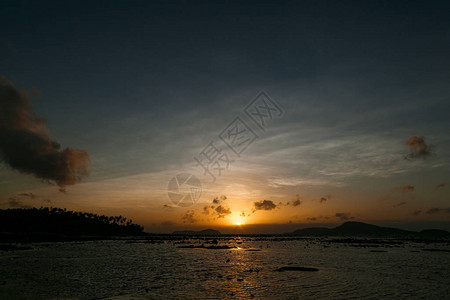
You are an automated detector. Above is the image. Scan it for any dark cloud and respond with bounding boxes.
[201,196,231,218]
[393,201,407,208]
[182,210,197,223]
[335,212,354,221]
[202,205,211,215]
[412,210,422,216]
[253,200,277,211]
[287,194,302,207]
[426,207,450,214]
[320,194,331,203]
[436,182,446,189]
[0,76,90,187]
[286,196,302,207]
[212,195,227,205]
[284,199,302,207]
[291,199,301,207]
[392,185,414,193]
[215,205,231,218]
[404,136,432,160]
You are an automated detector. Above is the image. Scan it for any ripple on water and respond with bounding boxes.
[0,239,449,299]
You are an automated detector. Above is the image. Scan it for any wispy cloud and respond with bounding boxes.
[163,204,177,209]
[8,197,32,208]
[435,182,446,189]
[306,215,329,221]
[335,212,354,221]
[17,192,37,199]
[426,207,450,214]
[267,177,342,187]
[392,185,414,193]
[160,220,176,226]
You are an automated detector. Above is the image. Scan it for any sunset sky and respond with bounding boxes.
[1,1,449,233]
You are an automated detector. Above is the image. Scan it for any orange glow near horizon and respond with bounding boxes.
[230,212,246,226]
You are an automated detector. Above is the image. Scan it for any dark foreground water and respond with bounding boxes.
[1,237,449,299]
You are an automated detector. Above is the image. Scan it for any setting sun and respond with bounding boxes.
[230,212,245,226]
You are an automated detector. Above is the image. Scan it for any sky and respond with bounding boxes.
[1,0,449,233]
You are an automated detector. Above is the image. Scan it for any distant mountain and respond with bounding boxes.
[290,221,450,238]
[290,227,332,236]
[172,229,221,235]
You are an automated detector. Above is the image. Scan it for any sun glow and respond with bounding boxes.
[230,212,246,226]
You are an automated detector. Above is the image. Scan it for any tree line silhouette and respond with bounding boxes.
[0,207,144,236]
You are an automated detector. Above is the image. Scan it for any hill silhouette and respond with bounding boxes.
[290,221,450,238]
[0,207,144,241]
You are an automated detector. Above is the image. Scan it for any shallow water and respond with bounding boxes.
[1,238,449,299]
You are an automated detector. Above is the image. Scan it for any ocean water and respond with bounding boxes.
[1,237,449,299]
